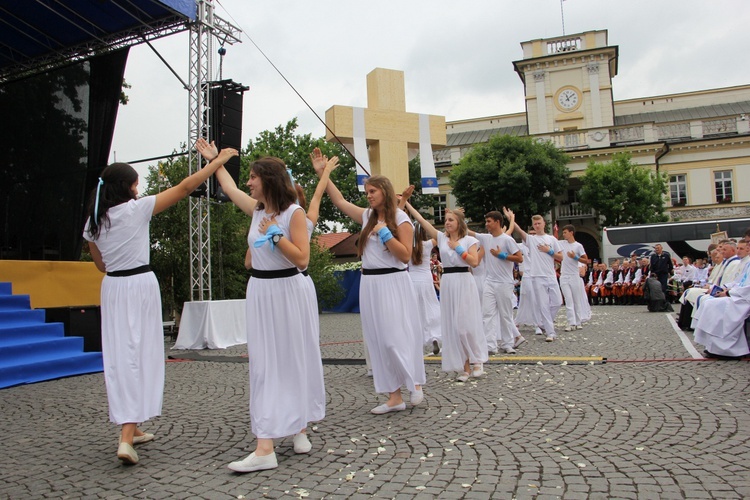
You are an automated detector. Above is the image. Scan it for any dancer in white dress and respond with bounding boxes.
[405,203,488,382]
[83,148,238,465]
[316,170,425,414]
[206,151,325,473]
[409,223,442,355]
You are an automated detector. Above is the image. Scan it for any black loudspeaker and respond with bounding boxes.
[209,80,249,202]
[45,306,102,352]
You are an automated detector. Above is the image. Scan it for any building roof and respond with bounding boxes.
[615,101,750,126]
[446,125,529,147]
[315,232,353,249]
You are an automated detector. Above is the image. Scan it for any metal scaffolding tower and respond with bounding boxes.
[187,0,242,301]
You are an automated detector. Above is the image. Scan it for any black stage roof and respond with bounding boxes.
[0,0,196,83]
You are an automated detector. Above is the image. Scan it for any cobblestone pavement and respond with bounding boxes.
[2,305,750,499]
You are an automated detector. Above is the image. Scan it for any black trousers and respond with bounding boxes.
[677,302,693,330]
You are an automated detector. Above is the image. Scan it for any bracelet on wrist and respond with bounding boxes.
[547,248,555,256]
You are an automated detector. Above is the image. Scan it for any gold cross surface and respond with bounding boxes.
[325,68,446,191]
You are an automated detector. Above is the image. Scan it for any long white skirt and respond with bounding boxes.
[360,271,426,394]
[440,272,487,372]
[246,273,325,439]
[100,272,164,425]
[411,280,441,345]
[514,276,537,327]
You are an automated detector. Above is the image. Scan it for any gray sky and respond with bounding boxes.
[111,0,750,181]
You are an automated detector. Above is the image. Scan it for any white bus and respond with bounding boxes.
[601,217,750,263]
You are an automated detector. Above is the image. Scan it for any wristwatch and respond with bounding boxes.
[271,233,283,245]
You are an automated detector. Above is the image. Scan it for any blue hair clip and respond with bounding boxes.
[94,177,104,222]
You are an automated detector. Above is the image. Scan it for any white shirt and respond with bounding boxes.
[523,234,561,277]
[559,240,585,277]
[361,208,411,270]
[437,232,479,269]
[83,196,155,272]
[475,232,521,284]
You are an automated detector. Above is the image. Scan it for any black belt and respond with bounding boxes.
[442,267,470,274]
[361,267,406,275]
[251,267,299,279]
[106,265,151,277]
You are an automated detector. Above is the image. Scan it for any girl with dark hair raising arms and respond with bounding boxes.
[312,149,426,414]
[83,148,238,465]
[196,139,326,474]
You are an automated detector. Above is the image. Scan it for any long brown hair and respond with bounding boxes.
[412,222,429,265]
[357,175,398,257]
[250,157,297,213]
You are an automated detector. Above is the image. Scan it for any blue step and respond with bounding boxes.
[0,337,85,366]
[0,281,103,389]
[0,352,103,389]
[0,323,65,346]
[0,309,47,325]
[0,294,31,310]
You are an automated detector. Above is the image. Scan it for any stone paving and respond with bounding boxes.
[1,305,750,499]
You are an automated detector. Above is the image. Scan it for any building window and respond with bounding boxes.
[435,195,447,224]
[669,174,687,206]
[714,170,733,203]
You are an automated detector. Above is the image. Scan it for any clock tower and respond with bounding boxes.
[513,30,618,138]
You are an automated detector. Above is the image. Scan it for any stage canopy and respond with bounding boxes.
[0,0,196,83]
[0,0,197,261]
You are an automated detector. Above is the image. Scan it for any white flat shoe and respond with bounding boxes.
[411,389,424,406]
[456,372,470,383]
[117,442,139,465]
[293,433,312,454]
[132,433,154,445]
[370,402,406,414]
[228,452,278,473]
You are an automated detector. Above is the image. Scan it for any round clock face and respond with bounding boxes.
[557,88,580,111]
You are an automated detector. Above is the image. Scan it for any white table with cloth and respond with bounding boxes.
[173,299,246,349]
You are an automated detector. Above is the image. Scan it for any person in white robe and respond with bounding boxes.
[693,264,750,358]
[505,209,563,342]
[471,211,524,355]
[405,221,441,355]
[198,141,326,473]
[317,169,425,415]
[83,148,238,465]
[406,202,488,381]
[558,224,590,330]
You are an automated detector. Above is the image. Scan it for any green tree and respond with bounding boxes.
[244,119,365,232]
[145,151,249,317]
[578,152,668,227]
[449,135,569,229]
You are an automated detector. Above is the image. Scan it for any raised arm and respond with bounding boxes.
[404,202,439,240]
[503,207,526,241]
[306,155,339,226]
[397,185,415,211]
[310,147,364,224]
[504,211,515,236]
[153,147,238,215]
[195,138,257,215]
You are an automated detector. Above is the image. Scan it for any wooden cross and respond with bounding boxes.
[325,68,446,191]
